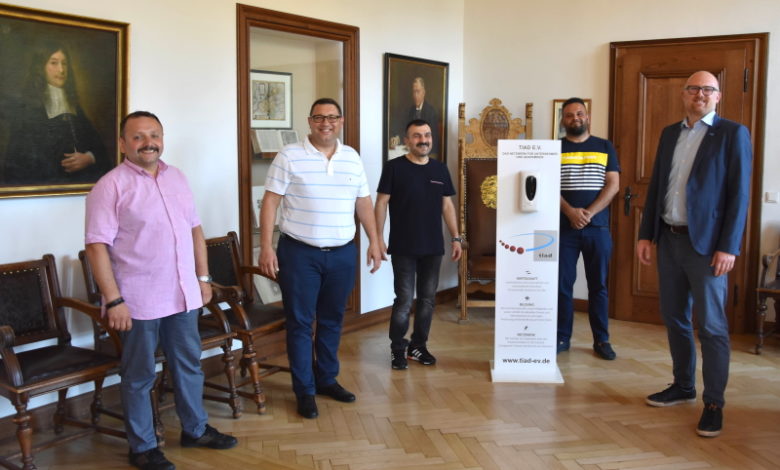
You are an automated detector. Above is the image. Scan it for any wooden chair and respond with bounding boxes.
[457,98,533,322]
[755,242,780,354]
[205,231,288,414]
[0,255,122,470]
[77,250,242,419]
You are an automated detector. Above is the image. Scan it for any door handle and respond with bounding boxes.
[623,186,639,216]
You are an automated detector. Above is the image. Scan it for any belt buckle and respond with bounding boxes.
[321,247,332,252]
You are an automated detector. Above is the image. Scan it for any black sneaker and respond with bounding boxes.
[593,342,616,360]
[407,346,436,365]
[180,424,237,449]
[696,403,723,437]
[128,447,175,470]
[556,341,570,354]
[645,383,696,407]
[391,350,408,370]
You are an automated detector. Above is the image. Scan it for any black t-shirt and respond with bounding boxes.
[377,156,455,256]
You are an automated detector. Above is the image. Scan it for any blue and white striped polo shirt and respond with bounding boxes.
[265,137,369,247]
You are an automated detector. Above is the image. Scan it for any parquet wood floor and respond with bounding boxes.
[23,303,780,469]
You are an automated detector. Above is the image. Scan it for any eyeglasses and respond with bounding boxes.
[310,114,342,123]
[684,85,719,96]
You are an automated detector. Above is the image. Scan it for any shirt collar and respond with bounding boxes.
[122,158,168,176]
[304,135,342,157]
[682,111,716,129]
[45,84,74,118]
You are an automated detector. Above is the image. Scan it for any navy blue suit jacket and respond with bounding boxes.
[638,115,752,256]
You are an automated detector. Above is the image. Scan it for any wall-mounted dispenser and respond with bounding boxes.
[519,171,539,212]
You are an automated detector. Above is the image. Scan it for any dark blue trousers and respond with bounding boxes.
[276,235,356,397]
[557,225,612,344]
[657,229,730,407]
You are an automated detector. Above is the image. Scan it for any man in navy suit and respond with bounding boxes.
[637,71,752,438]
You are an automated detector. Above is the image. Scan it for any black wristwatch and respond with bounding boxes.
[451,237,463,243]
[197,275,213,283]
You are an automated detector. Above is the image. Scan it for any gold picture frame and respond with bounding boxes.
[0,4,128,198]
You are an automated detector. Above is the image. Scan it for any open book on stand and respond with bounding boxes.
[251,129,299,154]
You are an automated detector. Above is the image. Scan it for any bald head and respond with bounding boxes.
[682,70,720,124]
[685,71,719,89]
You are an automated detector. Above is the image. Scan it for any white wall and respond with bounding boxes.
[464,0,780,299]
[0,0,464,418]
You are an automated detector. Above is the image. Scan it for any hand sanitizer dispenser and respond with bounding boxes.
[519,171,539,212]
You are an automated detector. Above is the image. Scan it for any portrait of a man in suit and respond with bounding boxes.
[384,54,448,163]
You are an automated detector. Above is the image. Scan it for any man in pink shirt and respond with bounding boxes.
[85,111,236,470]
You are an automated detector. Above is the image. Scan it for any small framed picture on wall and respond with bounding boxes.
[552,98,591,140]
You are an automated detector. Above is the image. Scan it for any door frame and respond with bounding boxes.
[608,33,768,333]
[236,4,361,316]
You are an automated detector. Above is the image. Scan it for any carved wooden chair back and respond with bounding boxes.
[457,99,533,322]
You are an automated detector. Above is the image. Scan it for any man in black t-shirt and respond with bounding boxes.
[375,119,462,370]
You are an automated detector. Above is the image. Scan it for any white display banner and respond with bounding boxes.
[491,139,563,383]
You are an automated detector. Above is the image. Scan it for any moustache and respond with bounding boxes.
[416,142,430,148]
[139,146,160,152]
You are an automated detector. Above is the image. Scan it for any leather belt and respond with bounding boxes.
[280,232,351,251]
[667,224,689,235]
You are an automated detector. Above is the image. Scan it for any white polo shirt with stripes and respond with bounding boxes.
[264,136,369,248]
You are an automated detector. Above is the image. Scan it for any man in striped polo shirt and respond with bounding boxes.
[557,97,620,360]
[258,98,383,419]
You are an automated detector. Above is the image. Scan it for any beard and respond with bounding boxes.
[565,122,588,136]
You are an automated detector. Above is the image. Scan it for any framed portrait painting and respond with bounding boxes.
[383,53,448,163]
[250,70,292,129]
[552,98,592,140]
[0,4,128,198]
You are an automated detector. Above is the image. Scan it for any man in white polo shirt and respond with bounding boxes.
[258,98,383,419]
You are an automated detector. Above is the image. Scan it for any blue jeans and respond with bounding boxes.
[389,254,442,352]
[657,228,730,407]
[557,225,612,344]
[276,235,357,397]
[120,308,208,453]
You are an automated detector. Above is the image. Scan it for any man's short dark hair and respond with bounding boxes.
[561,97,587,111]
[405,119,432,135]
[309,98,342,116]
[120,111,163,137]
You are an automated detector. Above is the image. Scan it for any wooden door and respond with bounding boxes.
[609,34,766,332]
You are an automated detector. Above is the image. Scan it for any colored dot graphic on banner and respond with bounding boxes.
[498,232,555,255]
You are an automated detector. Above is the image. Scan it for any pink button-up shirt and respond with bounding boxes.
[85,159,203,320]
